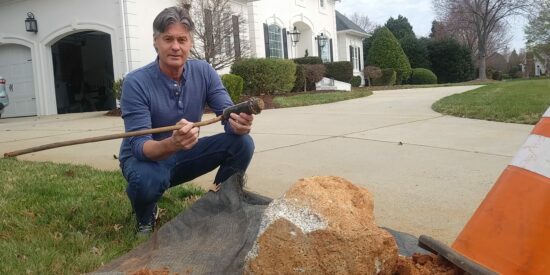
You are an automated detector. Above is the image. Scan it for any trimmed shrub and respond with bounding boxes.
[363,66,382,86]
[112,78,123,101]
[293,56,323,65]
[410,68,437,84]
[373,68,396,86]
[304,64,326,91]
[231,58,296,95]
[367,27,412,85]
[292,64,306,92]
[221,74,244,102]
[492,71,502,81]
[325,61,353,83]
[350,76,362,87]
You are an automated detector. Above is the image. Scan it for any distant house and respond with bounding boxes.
[0,0,366,118]
[521,52,548,77]
[335,10,368,84]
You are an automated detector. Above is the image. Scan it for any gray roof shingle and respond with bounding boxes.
[335,10,368,35]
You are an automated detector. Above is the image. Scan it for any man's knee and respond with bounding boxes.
[124,161,170,203]
[237,134,255,156]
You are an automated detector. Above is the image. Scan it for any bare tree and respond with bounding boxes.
[348,12,376,34]
[433,0,535,80]
[179,0,250,70]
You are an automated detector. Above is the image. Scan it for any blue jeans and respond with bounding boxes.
[121,133,254,225]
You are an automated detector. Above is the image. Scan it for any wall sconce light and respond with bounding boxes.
[25,12,38,33]
[315,33,328,48]
[287,26,301,46]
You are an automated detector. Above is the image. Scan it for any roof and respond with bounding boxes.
[335,10,368,37]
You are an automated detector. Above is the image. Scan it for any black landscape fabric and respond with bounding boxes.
[93,174,271,274]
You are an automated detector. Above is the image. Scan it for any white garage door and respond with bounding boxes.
[0,44,36,118]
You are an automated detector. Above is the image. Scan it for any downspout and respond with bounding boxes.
[119,0,130,74]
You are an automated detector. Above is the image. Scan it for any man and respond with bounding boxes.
[119,6,255,235]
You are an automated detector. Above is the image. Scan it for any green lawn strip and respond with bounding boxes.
[0,158,204,274]
[273,88,373,108]
[272,80,499,109]
[432,79,550,124]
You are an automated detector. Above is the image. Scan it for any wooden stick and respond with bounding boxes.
[3,116,222,158]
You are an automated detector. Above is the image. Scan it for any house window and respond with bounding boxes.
[351,46,360,71]
[320,0,325,8]
[268,24,283,59]
[320,41,331,63]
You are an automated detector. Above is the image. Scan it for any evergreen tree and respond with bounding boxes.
[427,38,474,83]
[385,15,415,41]
[367,27,412,84]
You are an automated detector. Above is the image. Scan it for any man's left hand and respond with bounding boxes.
[229,112,253,135]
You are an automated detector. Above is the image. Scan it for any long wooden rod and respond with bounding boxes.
[3,116,222,158]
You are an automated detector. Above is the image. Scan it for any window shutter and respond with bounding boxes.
[358,47,361,70]
[318,41,322,60]
[263,23,270,58]
[282,28,288,59]
[329,39,333,62]
[349,45,353,62]
[232,15,241,59]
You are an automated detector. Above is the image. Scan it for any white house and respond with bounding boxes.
[0,0,366,118]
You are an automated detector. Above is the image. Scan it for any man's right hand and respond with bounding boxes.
[170,119,199,150]
[143,119,199,161]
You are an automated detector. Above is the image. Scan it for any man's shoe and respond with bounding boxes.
[136,204,160,236]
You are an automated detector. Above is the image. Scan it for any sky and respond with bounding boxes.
[335,0,528,52]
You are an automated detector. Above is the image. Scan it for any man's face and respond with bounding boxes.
[154,23,193,71]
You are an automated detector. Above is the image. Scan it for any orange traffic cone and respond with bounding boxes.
[452,107,550,274]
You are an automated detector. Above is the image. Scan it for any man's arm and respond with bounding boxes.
[142,119,199,161]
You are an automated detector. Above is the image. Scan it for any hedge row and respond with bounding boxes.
[230,58,359,95]
[230,58,296,95]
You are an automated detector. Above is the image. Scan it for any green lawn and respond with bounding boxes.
[432,78,550,124]
[273,87,373,108]
[0,158,203,274]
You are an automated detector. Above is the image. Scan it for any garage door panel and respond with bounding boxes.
[0,44,36,118]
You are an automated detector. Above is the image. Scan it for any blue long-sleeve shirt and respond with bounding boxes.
[118,58,234,163]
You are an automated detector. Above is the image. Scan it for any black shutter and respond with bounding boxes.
[349,45,353,62]
[282,28,288,59]
[358,47,361,70]
[263,23,270,58]
[329,39,333,62]
[232,15,241,59]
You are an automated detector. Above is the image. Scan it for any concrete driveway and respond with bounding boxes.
[0,85,534,244]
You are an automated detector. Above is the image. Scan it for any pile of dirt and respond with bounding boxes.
[245,176,398,274]
[396,253,464,275]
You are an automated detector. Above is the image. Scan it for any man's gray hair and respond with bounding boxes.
[153,5,195,38]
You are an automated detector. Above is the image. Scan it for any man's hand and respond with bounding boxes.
[170,119,199,150]
[229,113,253,135]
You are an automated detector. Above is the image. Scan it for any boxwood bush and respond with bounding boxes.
[325,61,353,83]
[410,68,437,84]
[350,76,362,87]
[231,58,296,95]
[221,74,244,102]
[293,56,323,65]
[372,68,396,86]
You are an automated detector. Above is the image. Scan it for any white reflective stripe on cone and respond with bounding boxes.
[544,108,550,118]
[510,134,550,179]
